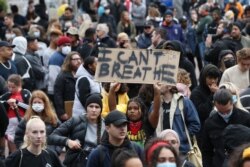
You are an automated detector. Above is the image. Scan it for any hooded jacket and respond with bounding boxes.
[165,40,197,90]
[86,132,144,167]
[205,37,236,66]
[72,65,102,116]
[12,37,35,91]
[190,64,220,145]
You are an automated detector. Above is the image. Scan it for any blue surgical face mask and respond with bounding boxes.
[232,95,237,104]
[218,110,233,123]
[157,162,177,167]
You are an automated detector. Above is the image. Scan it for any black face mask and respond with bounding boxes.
[224,59,236,68]
[119,42,125,48]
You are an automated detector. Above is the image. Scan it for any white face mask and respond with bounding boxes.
[5,33,16,40]
[157,162,177,167]
[32,103,44,113]
[33,31,40,38]
[62,46,71,55]
[105,9,110,15]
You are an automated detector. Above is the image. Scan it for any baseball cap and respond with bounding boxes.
[104,110,128,126]
[0,41,15,48]
[66,27,79,36]
[144,21,153,28]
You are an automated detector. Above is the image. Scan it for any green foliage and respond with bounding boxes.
[0,0,7,12]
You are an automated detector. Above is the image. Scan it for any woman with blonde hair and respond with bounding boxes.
[5,116,63,167]
[14,90,61,154]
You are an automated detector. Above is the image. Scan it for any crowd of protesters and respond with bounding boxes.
[0,0,250,166]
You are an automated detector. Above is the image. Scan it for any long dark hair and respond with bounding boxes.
[145,138,180,167]
[97,115,102,144]
[126,97,147,122]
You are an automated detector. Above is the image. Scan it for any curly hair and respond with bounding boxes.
[177,68,191,86]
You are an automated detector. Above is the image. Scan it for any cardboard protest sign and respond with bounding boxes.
[95,48,180,85]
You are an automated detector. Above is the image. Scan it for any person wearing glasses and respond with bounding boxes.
[135,21,154,49]
[54,51,82,122]
[6,116,63,167]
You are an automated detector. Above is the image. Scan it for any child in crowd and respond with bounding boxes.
[0,74,31,154]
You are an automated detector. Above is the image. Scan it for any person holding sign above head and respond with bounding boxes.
[163,40,197,90]
[109,83,161,146]
[153,84,200,159]
[5,116,63,167]
[72,56,102,116]
[101,82,129,118]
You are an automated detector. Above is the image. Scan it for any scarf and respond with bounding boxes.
[128,121,143,135]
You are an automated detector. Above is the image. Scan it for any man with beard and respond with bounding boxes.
[160,9,184,42]
[0,41,17,80]
[230,21,250,50]
[54,52,82,122]
[66,27,81,51]
[207,8,222,37]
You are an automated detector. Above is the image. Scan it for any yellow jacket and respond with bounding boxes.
[101,89,130,118]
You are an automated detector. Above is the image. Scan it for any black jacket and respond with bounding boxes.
[190,64,220,146]
[48,115,89,166]
[164,40,197,90]
[5,148,63,167]
[14,119,61,153]
[86,133,144,167]
[204,37,236,66]
[202,108,250,167]
[54,71,76,118]
[0,89,31,111]
[13,52,36,91]
[97,36,117,48]
[0,102,8,137]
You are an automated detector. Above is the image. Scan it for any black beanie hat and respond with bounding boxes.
[85,94,103,111]
[232,21,244,31]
